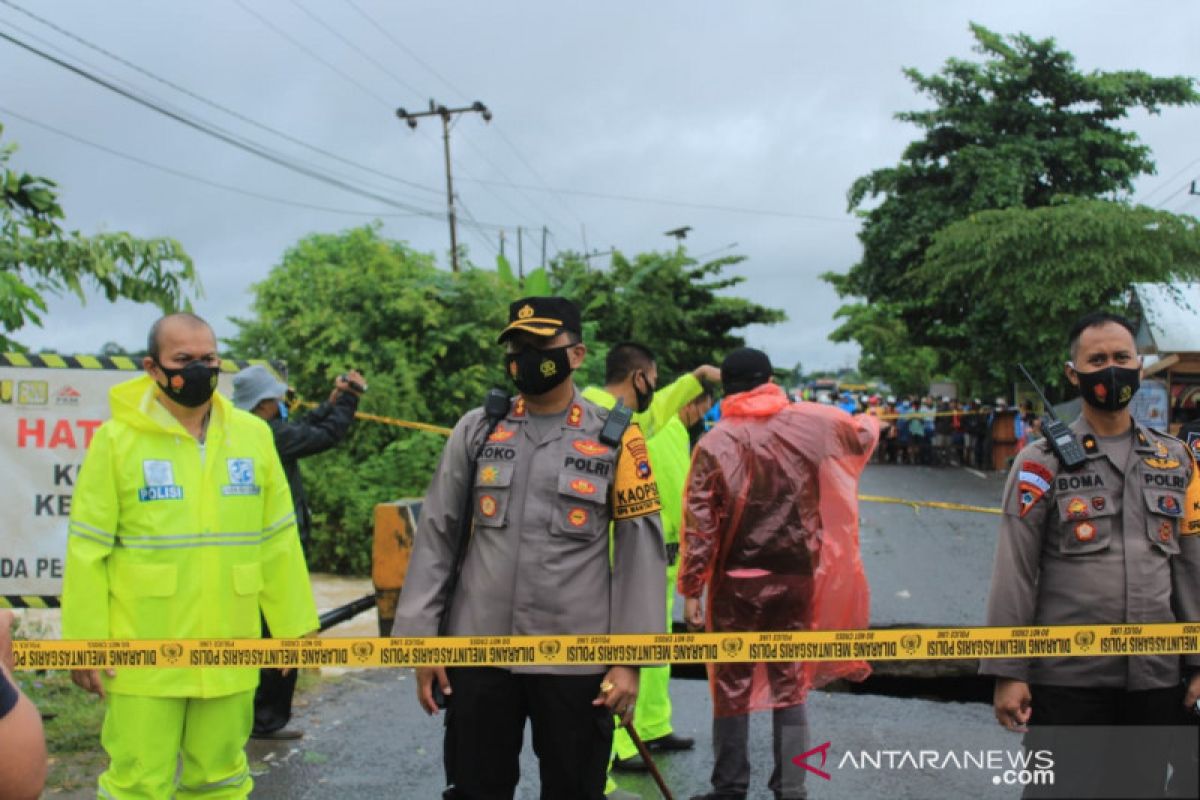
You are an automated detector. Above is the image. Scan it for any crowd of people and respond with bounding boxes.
[815,392,1044,470]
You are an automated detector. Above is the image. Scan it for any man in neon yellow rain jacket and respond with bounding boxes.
[583,343,719,791]
[62,313,319,800]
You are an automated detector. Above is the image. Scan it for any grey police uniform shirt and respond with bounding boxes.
[391,388,669,675]
[982,415,1200,689]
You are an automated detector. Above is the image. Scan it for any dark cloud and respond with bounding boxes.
[3,0,1198,373]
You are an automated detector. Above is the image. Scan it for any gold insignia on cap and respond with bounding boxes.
[518,304,534,319]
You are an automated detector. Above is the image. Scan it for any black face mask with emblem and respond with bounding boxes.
[1074,365,1140,413]
[155,359,220,408]
[506,345,572,396]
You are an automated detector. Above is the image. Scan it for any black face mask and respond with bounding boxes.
[1074,365,1140,412]
[633,371,656,414]
[155,359,220,408]
[506,345,573,396]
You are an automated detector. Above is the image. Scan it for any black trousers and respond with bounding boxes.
[443,667,613,800]
[1022,684,1198,799]
[253,616,297,734]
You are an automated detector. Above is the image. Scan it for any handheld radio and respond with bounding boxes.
[1017,364,1088,471]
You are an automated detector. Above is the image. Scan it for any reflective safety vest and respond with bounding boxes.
[62,375,319,698]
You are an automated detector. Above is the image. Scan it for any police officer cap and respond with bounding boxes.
[232,365,287,412]
[722,347,773,395]
[498,296,582,343]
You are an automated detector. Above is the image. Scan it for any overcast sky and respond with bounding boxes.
[3,0,1199,373]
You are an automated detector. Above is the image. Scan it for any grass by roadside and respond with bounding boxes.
[13,662,327,793]
[15,670,108,793]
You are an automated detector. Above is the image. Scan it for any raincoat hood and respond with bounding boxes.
[110,374,232,435]
[721,381,789,418]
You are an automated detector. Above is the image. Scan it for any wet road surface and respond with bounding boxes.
[249,463,1017,799]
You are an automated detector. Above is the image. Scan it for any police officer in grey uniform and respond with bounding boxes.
[983,311,1200,797]
[393,296,668,800]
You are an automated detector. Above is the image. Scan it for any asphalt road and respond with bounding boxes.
[857,463,1007,628]
[249,669,1023,799]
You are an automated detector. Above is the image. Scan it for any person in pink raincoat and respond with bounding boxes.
[678,347,879,800]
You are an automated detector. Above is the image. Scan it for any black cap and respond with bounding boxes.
[722,347,773,395]
[497,296,582,343]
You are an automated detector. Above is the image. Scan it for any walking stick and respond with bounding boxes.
[623,720,675,800]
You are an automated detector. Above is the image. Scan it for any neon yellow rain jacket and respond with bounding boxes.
[61,375,319,698]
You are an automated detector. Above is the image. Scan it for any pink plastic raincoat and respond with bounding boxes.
[678,382,879,716]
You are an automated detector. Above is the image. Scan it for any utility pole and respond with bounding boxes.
[517,226,524,281]
[396,99,492,273]
[541,225,548,268]
[499,229,506,258]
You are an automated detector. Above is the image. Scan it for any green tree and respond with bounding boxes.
[0,125,197,349]
[914,199,1200,398]
[228,229,786,573]
[824,24,1198,393]
[227,224,511,573]
[550,248,785,381]
[829,303,939,395]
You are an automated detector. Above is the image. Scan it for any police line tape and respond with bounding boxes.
[857,495,1003,516]
[12,624,1200,671]
[296,401,453,436]
[874,409,993,421]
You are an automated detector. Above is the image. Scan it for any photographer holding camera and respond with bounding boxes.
[232,366,365,740]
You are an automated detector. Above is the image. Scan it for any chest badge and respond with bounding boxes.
[221,458,261,496]
[1144,456,1181,470]
[139,459,183,502]
[570,478,597,495]
[1159,520,1173,542]
[1091,496,1106,511]
[1157,495,1181,516]
[479,495,498,518]
[1074,522,1096,542]
[573,439,610,457]
[1066,497,1088,520]
[489,425,516,443]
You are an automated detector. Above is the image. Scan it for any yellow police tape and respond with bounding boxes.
[296,400,454,436]
[857,495,1003,516]
[12,624,1200,671]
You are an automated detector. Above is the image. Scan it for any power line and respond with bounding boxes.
[0,26,443,216]
[1154,183,1191,210]
[1139,155,1200,205]
[461,178,856,223]
[0,0,443,198]
[0,104,422,218]
[288,0,424,98]
[342,0,460,99]
[341,0,588,240]
[331,0,578,238]
[229,0,392,109]
[455,194,501,260]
